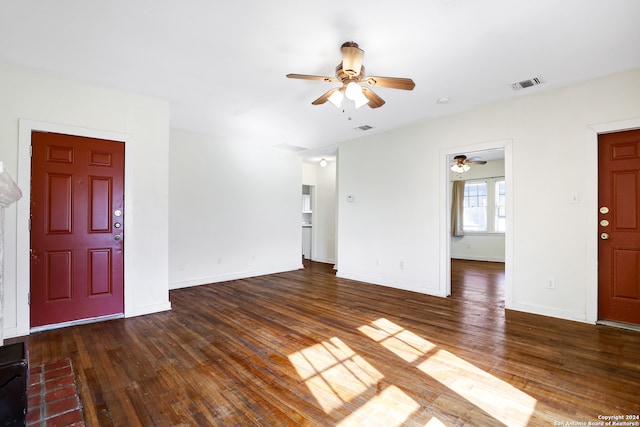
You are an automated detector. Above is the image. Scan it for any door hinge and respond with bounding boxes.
[28,293,30,305]
[29,145,32,157]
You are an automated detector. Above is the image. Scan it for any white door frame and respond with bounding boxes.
[585,117,640,324]
[440,139,514,305]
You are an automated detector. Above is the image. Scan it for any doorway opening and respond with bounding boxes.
[441,141,513,310]
[302,184,314,261]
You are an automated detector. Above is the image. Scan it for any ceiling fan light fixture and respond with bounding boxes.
[353,91,369,109]
[328,90,344,108]
[345,82,369,109]
[345,82,362,100]
[287,41,414,110]
[450,163,471,173]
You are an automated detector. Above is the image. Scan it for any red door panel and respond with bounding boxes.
[30,131,124,328]
[598,129,640,325]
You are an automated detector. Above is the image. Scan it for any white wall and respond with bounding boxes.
[450,159,505,262]
[337,68,640,323]
[168,129,302,289]
[0,63,171,338]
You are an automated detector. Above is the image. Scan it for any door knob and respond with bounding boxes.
[599,206,609,214]
[114,234,122,241]
[600,233,609,240]
[600,219,609,227]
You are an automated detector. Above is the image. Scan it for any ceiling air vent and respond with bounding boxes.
[511,77,543,90]
[355,125,373,131]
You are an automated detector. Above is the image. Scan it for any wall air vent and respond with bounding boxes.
[511,76,543,90]
[355,125,373,131]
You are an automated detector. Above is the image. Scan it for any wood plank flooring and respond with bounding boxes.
[9,259,640,426]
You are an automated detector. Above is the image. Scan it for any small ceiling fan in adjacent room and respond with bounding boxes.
[286,41,415,109]
[450,155,487,173]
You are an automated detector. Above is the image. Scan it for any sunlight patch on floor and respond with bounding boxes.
[288,337,384,414]
[358,317,437,363]
[336,385,420,427]
[417,349,536,427]
[359,318,538,427]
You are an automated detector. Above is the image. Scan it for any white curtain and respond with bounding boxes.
[451,180,465,237]
[0,162,23,345]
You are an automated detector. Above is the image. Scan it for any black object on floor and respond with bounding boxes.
[0,342,28,426]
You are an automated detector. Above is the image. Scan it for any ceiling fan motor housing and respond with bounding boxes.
[340,41,364,77]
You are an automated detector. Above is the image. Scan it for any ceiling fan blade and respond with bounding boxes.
[341,42,364,77]
[311,88,340,105]
[286,74,339,83]
[363,76,416,90]
[362,87,385,108]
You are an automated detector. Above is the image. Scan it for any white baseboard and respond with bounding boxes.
[169,263,303,290]
[335,270,444,297]
[451,255,505,262]
[311,257,336,265]
[126,301,172,318]
[506,301,589,324]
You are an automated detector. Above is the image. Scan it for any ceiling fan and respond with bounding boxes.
[286,41,415,109]
[450,155,487,173]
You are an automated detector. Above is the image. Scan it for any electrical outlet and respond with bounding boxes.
[546,277,555,289]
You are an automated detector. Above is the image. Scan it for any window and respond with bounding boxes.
[462,178,505,233]
[463,182,487,231]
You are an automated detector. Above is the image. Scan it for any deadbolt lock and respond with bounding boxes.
[114,234,122,241]
[599,206,609,214]
[600,233,609,240]
[600,219,609,227]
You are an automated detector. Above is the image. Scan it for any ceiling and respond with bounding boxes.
[1,0,639,161]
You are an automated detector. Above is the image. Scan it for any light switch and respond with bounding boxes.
[347,195,354,203]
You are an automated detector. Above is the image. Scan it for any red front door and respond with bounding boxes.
[598,129,640,325]
[30,131,125,328]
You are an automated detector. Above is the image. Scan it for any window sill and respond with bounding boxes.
[460,232,505,236]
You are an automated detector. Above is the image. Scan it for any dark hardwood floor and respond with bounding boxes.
[10,259,640,426]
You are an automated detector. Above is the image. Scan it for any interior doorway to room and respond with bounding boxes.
[302,185,314,260]
[597,129,640,326]
[448,148,507,307]
[30,132,125,329]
